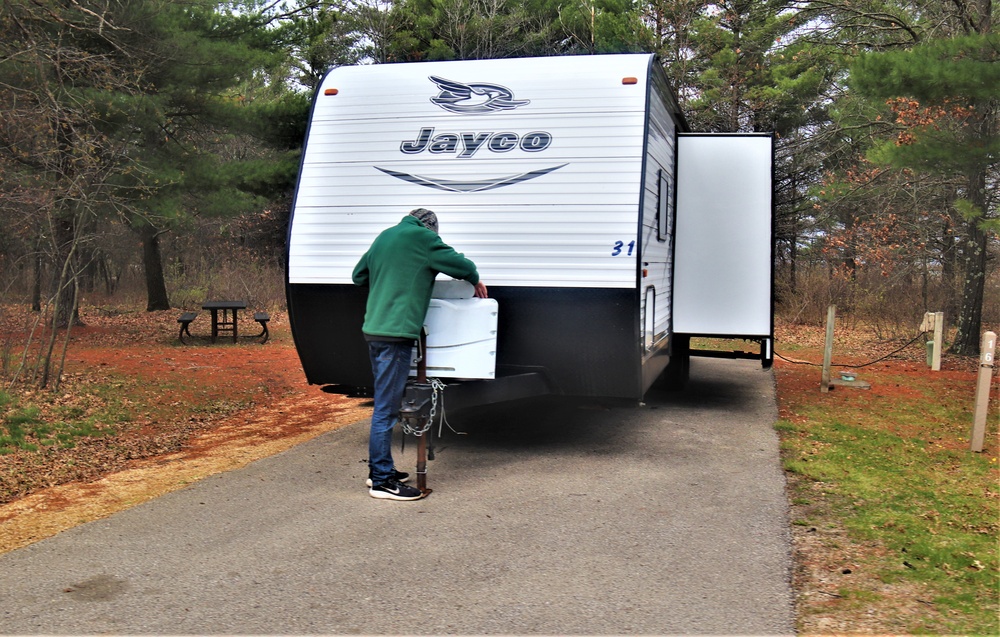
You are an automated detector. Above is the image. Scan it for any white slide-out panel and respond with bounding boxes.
[288,55,655,288]
[673,135,773,336]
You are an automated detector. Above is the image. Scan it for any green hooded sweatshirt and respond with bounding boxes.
[352,215,480,340]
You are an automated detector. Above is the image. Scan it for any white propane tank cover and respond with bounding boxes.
[411,297,498,379]
[431,279,476,299]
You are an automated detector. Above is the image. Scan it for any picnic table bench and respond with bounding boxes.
[177,312,198,344]
[253,311,270,344]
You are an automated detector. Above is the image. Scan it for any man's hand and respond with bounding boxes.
[473,281,488,298]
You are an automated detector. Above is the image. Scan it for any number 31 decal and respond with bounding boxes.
[611,240,636,256]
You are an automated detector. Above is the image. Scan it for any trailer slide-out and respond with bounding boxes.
[286,53,774,408]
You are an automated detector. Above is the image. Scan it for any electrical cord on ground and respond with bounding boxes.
[774,331,930,369]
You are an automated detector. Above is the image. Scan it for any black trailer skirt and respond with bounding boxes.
[287,284,644,399]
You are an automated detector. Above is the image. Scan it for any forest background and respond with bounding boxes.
[0,0,997,387]
[1,4,996,632]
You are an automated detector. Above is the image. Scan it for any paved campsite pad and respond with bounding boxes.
[0,357,793,635]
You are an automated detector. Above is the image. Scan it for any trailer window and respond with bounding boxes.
[657,170,671,242]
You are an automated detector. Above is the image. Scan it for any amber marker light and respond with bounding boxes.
[622,77,638,85]
[324,88,339,95]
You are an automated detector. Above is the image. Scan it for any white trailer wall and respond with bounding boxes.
[287,55,656,289]
[639,69,680,352]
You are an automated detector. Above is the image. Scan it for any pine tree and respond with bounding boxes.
[851,33,999,354]
[0,0,299,314]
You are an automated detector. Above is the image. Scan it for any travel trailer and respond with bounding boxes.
[286,53,774,407]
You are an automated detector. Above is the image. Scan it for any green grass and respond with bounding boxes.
[0,388,123,454]
[779,373,999,635]
[0,370,259,457]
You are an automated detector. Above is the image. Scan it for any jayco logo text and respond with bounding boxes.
[400,127,552,158]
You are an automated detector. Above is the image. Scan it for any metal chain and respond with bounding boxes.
[401,413,433,436]
[400,380,438,437]
[400,378,465,438]
[429,379,440,423]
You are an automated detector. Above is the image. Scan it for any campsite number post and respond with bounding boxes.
[970,331,996,453]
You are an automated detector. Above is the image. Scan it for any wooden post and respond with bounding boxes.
[932,311,944,372]
[970,331,996,452]
[821,305,835,393]
[921,312,933,366]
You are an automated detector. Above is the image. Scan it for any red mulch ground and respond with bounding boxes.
[0,306,369,552]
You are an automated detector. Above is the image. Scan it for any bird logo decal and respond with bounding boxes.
[429,76,530,114]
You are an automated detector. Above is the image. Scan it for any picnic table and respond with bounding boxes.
[176,302,269,344]
[202,300,247,343]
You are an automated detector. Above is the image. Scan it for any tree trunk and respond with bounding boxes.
[948,86,994,356]
[950,225,988,356]
[139,224,171,311]
[32,249,42,312]
[949,175,990,356]
[77,215,99,293]
[98,255,120,296]
[940,215,960,318]
[52,215,83,329]
[789,235,798,295]
[78,248,98,294]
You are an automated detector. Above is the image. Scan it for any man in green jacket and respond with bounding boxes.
[352,208,487,500]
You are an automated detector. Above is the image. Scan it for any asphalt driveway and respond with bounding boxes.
[0,357,793,635]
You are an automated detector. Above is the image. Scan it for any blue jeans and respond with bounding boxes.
[367,340,413,484]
